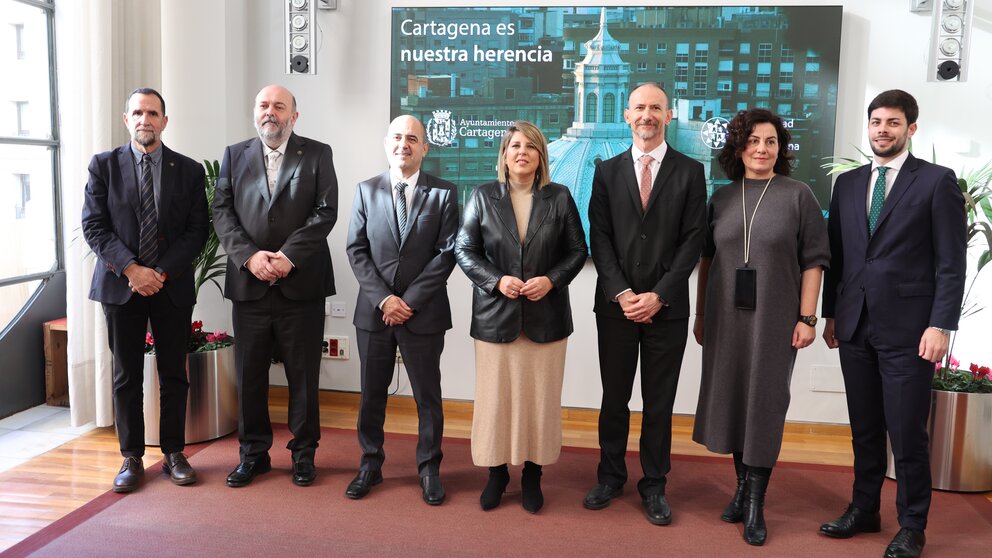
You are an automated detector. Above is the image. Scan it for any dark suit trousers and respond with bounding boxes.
[103,293,192,457]
[595,315,688,496]
[232,288,323,463]
[839,309,933,531]
[355,326,444,476]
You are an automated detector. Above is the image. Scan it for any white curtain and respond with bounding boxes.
[60,0,117,428]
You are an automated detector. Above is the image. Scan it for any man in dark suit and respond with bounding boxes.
[345,115,458,505]
[82,87,208,493]
[820,90,966,558]
[213,84,338,488]
[583,82,707,525]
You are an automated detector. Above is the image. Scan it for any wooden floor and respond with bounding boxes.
[0,388,858,551]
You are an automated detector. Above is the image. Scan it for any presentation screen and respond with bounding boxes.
[391,6,843,237]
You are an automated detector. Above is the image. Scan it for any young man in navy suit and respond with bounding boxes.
[82,88,208,492]
[820,90,967,558]
[345,116,458,505]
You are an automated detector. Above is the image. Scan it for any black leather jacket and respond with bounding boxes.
[455,181,588,343]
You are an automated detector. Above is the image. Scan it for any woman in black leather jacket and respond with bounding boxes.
[454,120,587,514]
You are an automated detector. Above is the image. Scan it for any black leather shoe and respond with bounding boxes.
[481,465,510,511]
[642,493,672,526]
[583,483,623,510]
[113,456,144,493]
[420,474,445,505]
[292,460,316,487]
[884,528,925,558]
[162,452,197,486]
[819,503,881,538]
[226,455,272,488]
[345,470,383,499]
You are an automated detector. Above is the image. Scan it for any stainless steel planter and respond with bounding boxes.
[142,345,237,445]
[886,389,992,492]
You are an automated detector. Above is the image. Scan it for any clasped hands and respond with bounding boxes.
[498,275,553,301]
[618,291,662,323]
[247,250,293,283]
[124,263,165,296]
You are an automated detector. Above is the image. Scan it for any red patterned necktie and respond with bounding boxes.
[639,154,654,210]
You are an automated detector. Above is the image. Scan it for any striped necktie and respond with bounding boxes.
[395,182,409,243]
[137,154,159,266]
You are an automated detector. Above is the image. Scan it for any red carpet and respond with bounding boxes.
[5,427,991,557]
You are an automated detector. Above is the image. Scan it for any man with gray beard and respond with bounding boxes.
[213,84,338,488]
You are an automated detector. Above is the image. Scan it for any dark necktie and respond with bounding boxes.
[138,154,159,266]
[868,166,887,235]
[395,182,408,243]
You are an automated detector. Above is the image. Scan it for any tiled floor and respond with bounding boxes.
[0,405,97,473]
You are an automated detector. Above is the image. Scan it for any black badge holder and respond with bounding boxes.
[735,176,773,311]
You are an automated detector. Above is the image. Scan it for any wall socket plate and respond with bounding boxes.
[330,301,347,318]
[321,335,349,359]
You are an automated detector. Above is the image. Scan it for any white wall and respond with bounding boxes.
[156,1,992,424]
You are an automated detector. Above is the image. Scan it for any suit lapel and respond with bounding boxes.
[271,134,304,206]
[158,146,176,223]
[848,164,872,243]
[244,138,270,205]
[644,149,676,215]
[374,172,402,248]
[619,150,642,216]
[523,186,553,246]
[874,154,918,234]
[491,183,522,245]
[116,146,141,221]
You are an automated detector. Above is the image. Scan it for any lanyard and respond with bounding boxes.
[741,175,774,267]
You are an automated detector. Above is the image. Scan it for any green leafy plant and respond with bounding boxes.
[193,159,225,299]
[144,320,234,355]
[822,150,992,393]
[932,356,992,394]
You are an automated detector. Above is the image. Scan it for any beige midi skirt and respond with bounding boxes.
[471,334,567,467]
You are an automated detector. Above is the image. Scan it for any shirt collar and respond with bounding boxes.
[130,143,163,166]
[391,169,420,190]
[263,139,290,158]
[872,149,910,173]
[631,141,668,164]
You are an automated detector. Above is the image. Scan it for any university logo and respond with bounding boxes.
[426,109,457,147]
[701,117,730,150]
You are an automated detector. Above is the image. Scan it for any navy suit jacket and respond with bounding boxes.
[346,171,458,334]
[213,133,338,302]
[822,152,967,346]
[588,146,707,320]
[81,143,208,307]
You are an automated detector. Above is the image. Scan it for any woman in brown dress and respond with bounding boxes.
[454,120,587,513]
[692,108,829,545]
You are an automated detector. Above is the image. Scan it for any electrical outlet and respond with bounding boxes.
[321,335,349,359]
[331,302,347,318]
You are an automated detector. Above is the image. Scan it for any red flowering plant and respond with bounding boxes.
[143,320,234,355]
[933,355,992,394]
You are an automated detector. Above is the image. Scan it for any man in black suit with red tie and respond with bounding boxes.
[583,82,707,525]
[82,87,208,493]
[820,90,967,558]
[214,84,338,488]
[345,115,458,505]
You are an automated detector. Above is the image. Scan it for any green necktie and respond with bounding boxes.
[868,166,887,235]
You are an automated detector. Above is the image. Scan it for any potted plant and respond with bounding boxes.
[142,161,238,445]
[824,153,992,491]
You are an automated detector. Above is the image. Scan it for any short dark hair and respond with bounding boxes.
[125,87,166,115]
[718,108,794,181]
[867,89,918,124]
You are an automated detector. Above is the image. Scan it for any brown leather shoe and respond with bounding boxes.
[113,456,144,493]
[163,452,197,486]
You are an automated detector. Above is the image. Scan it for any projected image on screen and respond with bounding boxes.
[391,6,842,242]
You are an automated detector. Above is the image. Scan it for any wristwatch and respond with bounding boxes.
[929,326,949,336]
[798,315,818,327]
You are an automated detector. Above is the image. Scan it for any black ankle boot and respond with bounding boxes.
[743,468,770,546]
[721,454,747,523]
[480,465,510,511]
[521,461,544,513]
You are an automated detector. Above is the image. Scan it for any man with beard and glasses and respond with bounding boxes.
[583,82,706,525]
[213,84,338,488]
[82,87,208,493]
[345,115,458,505]
[819,90,966,558]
